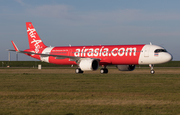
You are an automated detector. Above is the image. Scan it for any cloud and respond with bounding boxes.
[147,31,180,37]
[82,9,180,23]
[15,0,25,6]
[80,9,142,23]
[2,2,180,24]
[27,6,144,23]
[26,4,180,26]
[27,5,77,20]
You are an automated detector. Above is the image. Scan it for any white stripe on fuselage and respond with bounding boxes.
[40,47,54,63]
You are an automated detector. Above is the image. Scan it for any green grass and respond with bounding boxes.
[0,69,180,114]
[1,61,180,68]
[0,61,76,68]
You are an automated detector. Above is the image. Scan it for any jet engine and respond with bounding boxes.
[116,65,136,71]
[79,59,99,71]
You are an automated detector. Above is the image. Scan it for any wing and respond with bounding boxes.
[8,41,101,62]
[8,49,83,61]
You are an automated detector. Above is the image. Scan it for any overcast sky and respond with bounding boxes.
[1,0,180,61]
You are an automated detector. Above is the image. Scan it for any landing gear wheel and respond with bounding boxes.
[149,64,155,74]
[100,68,108,74]
[75,68,84,74]
[150,70,155,74]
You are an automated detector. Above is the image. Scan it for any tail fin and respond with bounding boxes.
[26,22,47,51]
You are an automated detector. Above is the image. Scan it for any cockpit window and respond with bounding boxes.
[154,49,167,53]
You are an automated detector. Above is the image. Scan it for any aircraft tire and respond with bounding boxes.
[100,68,108,74]
[150,70,155,74]
[75,68,84,74]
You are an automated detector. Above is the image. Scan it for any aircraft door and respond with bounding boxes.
[144,46,151,57]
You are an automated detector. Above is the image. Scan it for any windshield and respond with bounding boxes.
[154,49,167,53]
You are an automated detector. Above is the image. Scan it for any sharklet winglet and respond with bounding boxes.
[11,41,19,51]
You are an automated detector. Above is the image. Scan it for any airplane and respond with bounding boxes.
[8,22,173,74]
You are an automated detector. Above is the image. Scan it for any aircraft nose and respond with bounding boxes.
[164,53,173,62]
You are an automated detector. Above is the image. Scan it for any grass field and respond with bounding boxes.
[1,61,180,67]
[0,68,180,115]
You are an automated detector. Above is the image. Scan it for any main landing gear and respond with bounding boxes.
[149,64,155,74]
[75,66,109,74]
[75,68,84,74]
[100,66,108,74]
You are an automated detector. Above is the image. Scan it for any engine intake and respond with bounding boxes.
[116,65,136,71]
[79,59,99,71]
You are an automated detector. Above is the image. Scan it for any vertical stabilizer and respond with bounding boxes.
[26,22,46,53]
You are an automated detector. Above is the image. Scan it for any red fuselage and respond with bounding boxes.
[26,44,145,65]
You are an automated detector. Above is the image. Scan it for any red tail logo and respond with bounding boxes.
[26,22,46,53]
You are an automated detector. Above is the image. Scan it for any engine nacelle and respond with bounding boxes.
[79,59,99,71]
[116,65,136,71]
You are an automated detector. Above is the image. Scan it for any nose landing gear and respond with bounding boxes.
[149,64,155,74]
